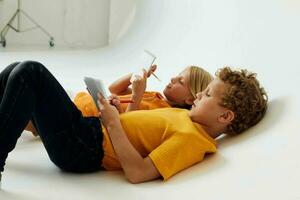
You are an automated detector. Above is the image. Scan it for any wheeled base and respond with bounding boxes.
[0,0,55,47]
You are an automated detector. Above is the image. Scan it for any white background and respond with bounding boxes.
[0,0,299,199]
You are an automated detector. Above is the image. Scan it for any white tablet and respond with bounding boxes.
[84,76,107,110]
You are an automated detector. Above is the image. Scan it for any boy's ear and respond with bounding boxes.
[185,97,194,106]
[218,110,235,124]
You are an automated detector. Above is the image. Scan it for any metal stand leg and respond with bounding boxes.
[0,0,55,47]
[0,9,20,47]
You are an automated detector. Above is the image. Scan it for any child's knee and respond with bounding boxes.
[9,61,47,81]
[19,60,46,73]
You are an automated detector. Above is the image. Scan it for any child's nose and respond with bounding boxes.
[196,92,202,99]
[170,77,176,83]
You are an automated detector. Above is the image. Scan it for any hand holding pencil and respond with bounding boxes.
[107,94,134,113]
[146,64,161,82]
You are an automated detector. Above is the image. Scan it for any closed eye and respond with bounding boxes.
[179,77,184,85]
[206,90,211,97]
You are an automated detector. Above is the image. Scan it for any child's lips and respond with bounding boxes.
[192,101,197,107]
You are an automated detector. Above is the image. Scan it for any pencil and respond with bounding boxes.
[151,72,161,82]
[144,49,161,82]
[120,99,135,103]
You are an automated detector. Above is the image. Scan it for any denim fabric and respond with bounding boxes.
[0,61,103,173]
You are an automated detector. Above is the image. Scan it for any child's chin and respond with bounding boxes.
[188,110,193,118]
[162,88,169,97]
[163,86,168,91]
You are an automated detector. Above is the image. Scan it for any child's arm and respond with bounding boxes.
[125,69,148,112]
[108,73,133,95]
[97,93,161,183]
[108,65,157,96]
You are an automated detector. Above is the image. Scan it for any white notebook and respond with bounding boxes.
[83,76,107,110]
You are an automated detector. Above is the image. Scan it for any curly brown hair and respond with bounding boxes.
[216,67,268,135]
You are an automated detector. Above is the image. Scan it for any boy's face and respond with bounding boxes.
[189,78,228,125]
[163,67,194,106]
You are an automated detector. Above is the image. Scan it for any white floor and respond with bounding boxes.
[1,0,300,200]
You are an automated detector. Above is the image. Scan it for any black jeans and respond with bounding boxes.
[0,61,104,173]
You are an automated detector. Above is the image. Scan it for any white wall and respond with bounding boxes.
[0,0,110,48]
[106,0,300,101]
[109,0,137,44]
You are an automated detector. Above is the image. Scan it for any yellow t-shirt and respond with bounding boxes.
[73,91,171,117]
[102,108,217,180]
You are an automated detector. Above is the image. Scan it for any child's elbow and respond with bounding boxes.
[126,172,145,184]
[127,177,141,184]
[108,85,114,93]
[126,170,160,184]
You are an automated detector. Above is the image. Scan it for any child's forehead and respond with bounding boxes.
[210,78,227,94]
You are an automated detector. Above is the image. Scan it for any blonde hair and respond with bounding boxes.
[189,66,213,98]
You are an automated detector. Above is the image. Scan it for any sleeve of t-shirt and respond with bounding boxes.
[148,134,206,180]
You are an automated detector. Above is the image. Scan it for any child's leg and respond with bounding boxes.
[0,61,103,173]
[0,61,21,98]
[0,62,39,136]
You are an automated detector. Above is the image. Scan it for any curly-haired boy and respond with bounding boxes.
[98,66,268,182]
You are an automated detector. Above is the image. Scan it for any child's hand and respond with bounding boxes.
[97,93,120,127]
[147,65,157,78]
[130,69,147,99]
[108,94,124,113]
